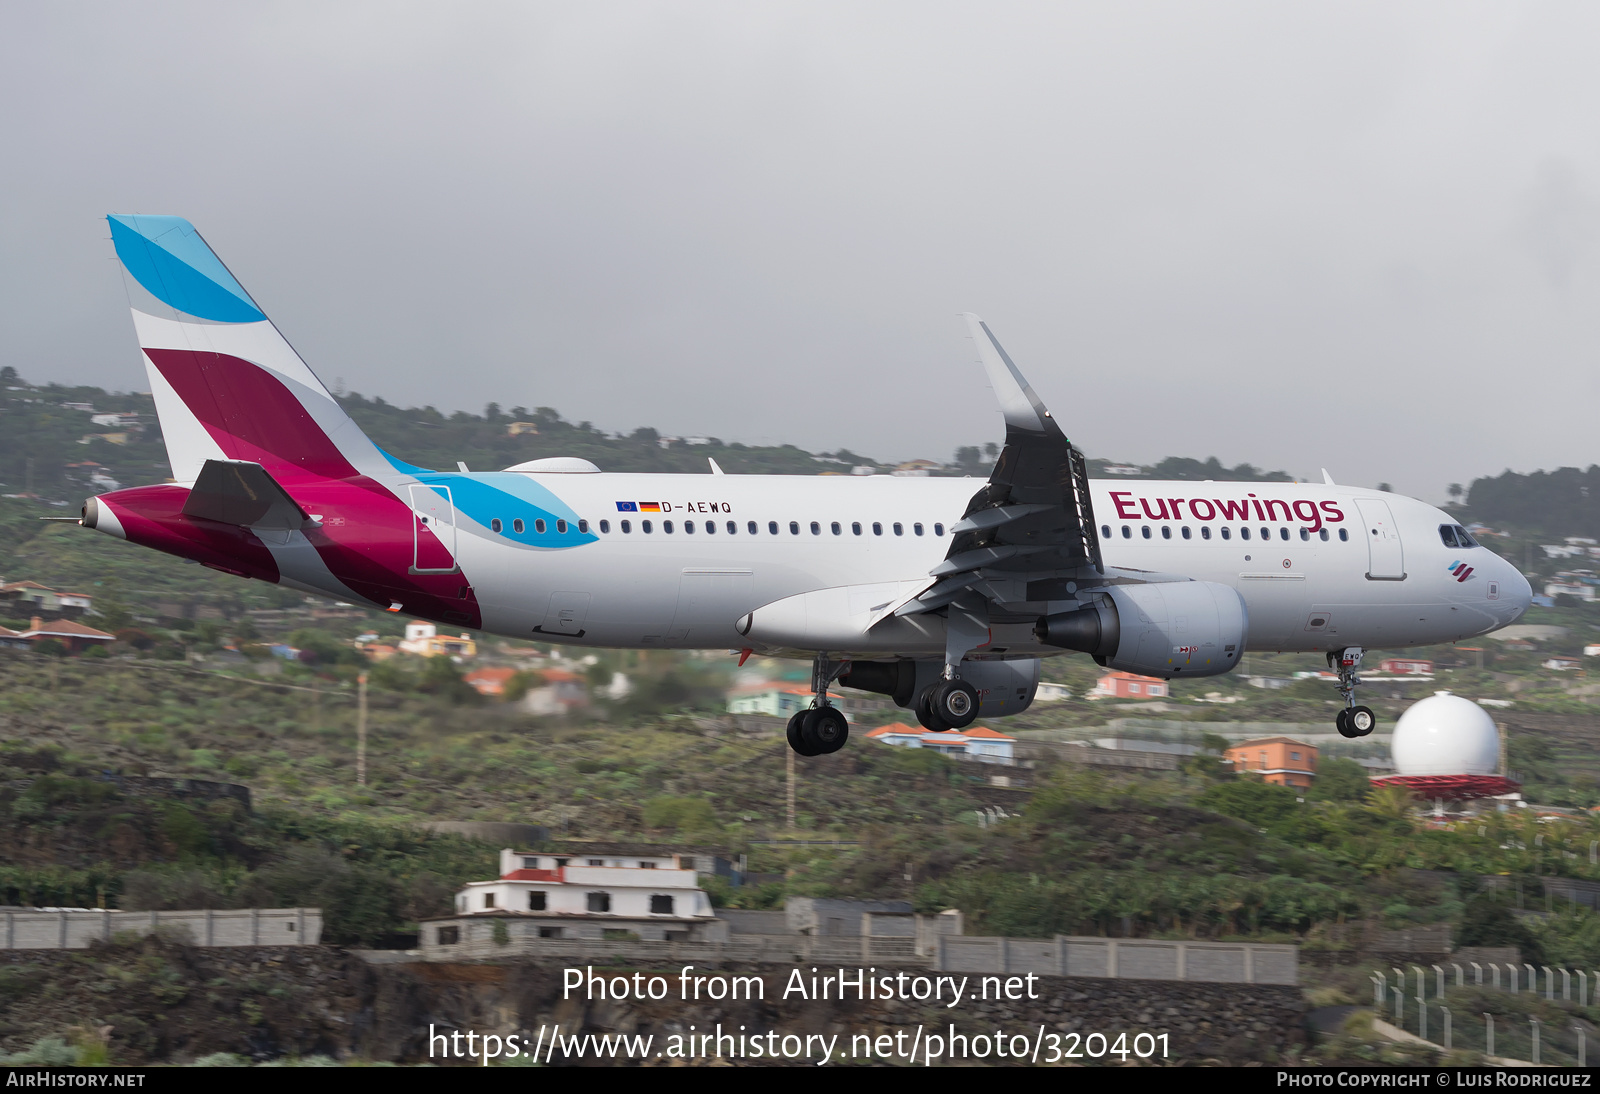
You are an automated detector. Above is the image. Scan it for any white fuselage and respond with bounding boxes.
[444,472,1530,661]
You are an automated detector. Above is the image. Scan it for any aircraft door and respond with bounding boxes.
[1355,498,1405,580]
[408,484,459,574]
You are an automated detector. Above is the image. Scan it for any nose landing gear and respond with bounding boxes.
[786,656,851,756]
[1330,646,1377,738]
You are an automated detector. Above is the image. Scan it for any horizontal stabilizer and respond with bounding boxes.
[181,459,308,531]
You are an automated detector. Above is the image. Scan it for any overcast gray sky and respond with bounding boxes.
[3,3,1596,500]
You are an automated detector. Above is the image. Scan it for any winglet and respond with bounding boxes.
[1321,468,1336,486]
[962,313,1064,439]
[708,457,725,475]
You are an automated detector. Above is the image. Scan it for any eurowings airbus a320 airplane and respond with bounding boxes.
[81,215,1533,756]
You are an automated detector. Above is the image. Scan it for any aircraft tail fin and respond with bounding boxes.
[107,215,392,487]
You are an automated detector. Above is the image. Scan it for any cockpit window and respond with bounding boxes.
[1455,525,1477,547]
[1440,524,1478,548]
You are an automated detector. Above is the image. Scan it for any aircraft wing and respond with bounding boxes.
[894,315,1110,630]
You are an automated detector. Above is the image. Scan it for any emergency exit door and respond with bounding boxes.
[409,483,458,574]
[1355,498,1405,580]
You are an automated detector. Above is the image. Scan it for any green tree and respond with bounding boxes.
[1458,890,1542,964]
[1309,757,1371,802]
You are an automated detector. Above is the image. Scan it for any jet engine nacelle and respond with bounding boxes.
[1035,581,1247,679]
[841,657,1041,718]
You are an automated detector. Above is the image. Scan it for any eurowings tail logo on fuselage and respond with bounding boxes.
[1448,560,1475,582]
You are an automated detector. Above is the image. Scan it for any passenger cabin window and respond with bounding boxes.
[1201,526,1211,540]
[728,521,738,534]
[851,522,862,535]
[873,522,883,536]
[703,520,714,534]
[1161,526,1171,539]
[1319,529,1328,541]
[1121,525,1131,538]
[1299,528,1309,541]
[1181,526,1191,539]
[491,518,503,533]
[535,519,546,533]
[831,521,841,535]
[1141,526,1151,539]
[1338,528,1348,541]
[914,523,924,536]
[789,521,800,535]
[934,523,944,536]
[620,520,631,533]
[577,519,588,533]
[1279,527,1289,541]
[893,523,903,536]
[513,518,525,534]
[1240,527,1250,540]
[556,519,567,533]
[599,520,610,533]
[663,520,674,533]
[810,521,821,535]
[746,521,757,534]
[642,520,652,533]
[684,520,695,533]
[1101,524,1111,539]
[1220,527,1231,540]
[767,521,777,534]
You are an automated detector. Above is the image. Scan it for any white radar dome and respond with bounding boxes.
[1390,691,1500,777]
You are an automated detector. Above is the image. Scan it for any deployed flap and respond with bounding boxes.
[181,459,308,531]
[904,317,1102,619]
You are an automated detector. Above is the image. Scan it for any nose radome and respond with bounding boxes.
[1500,559,1533,623]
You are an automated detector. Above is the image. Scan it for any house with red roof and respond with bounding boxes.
[864,723,1016,764]
[1088,671,1169,699]
[18,616,116,654]
[465,666,518,697]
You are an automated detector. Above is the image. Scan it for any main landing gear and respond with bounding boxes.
[915,678,979,733]
[786,656,851,756]
[1330,646,1377,739]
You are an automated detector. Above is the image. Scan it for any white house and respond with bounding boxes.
[1035,681,1072,702]
[444,848,720,942]
[864,723,1016,764]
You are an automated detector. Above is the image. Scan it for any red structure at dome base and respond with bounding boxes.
[1369,774,1520,800]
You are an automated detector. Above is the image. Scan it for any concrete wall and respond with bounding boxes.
[786,897,913,935]
[936,935,1298,985]
[0,908,321,950]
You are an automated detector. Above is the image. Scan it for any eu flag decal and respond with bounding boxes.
[615,501,639,512]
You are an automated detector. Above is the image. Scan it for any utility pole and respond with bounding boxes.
[785,745,796,830]
[356,672,368,787]
[24,456,33,496]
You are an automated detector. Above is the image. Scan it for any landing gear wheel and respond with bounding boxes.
[1335,709,1357,739]
[915,688,951,732]
[1348,705,1377,737]
[928,680,980,730]
[786,710,822,756]
[802,707,850,754]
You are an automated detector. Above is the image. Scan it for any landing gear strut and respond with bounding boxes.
[786,656,851,756]
[1329,646,1376,738]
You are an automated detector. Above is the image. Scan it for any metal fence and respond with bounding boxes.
[1,907,322,950]
[1371,964,1594,1065]
[937,936,1298,985]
